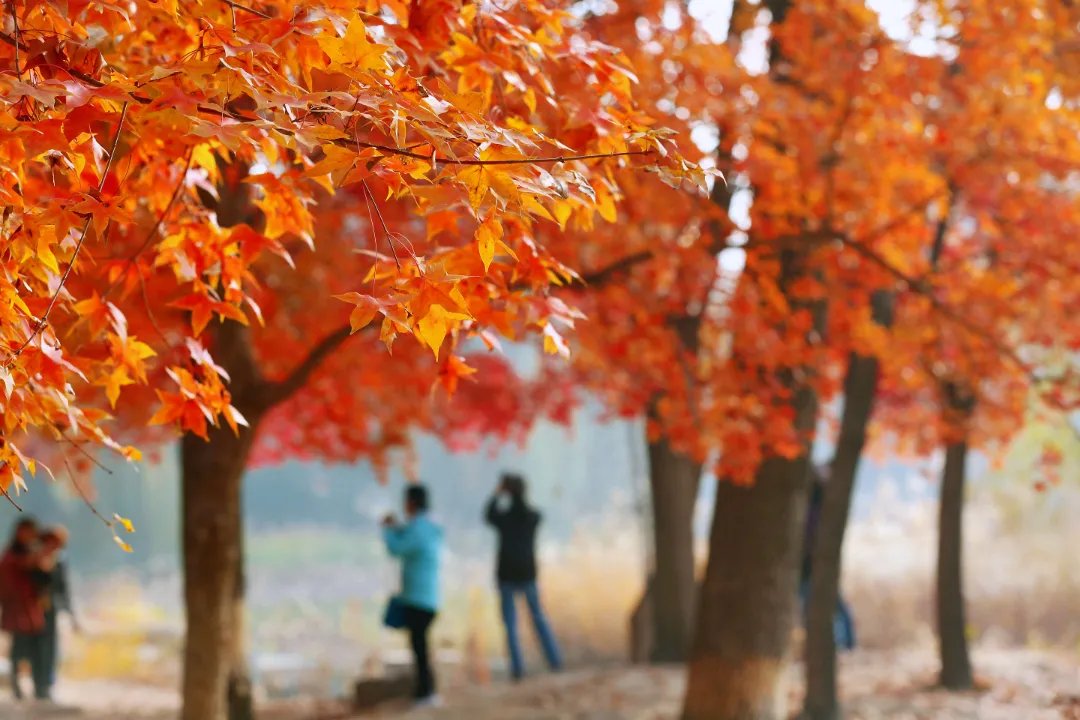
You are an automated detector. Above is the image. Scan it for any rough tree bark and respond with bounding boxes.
[182,158,356,720]
[182,413,259,720]
[683,387,817,720]
[936,384,975,690]
[181,312,267,720]
[644,430,702,663]
[684,244,822,719]
[180,315,350,720]
[802,292,893,720]
[228,526,254,720]
[640,311,705,664]
[925,190,973,691]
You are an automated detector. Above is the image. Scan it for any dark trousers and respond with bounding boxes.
[43,610,60,689]
[401,605,436,699]
[9,632,49,700]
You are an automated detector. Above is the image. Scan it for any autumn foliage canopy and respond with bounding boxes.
[506,0,1080,482]
[0,0,708,490]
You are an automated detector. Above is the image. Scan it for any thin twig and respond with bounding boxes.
[5,102,129,367]
[7,0,21,82]
[223,0,272,20]
[64,457,113,529]
[137,263,170,345]
[0,470,23,510]
[348,142,653,166]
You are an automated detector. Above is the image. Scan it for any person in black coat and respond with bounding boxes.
[485,473,562,680]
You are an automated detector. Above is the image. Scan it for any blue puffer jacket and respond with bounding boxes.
[383,513,443,612]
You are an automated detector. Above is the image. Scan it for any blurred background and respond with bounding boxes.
[6,385,1078,714]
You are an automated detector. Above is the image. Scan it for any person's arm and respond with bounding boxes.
[484,496,504,529]
[383,522,419,558]
[56,563,73,614]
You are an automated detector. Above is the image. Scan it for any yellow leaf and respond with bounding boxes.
[475,216,502,272]
[113,535,133,553]
[415,304,467,360]
[459,166,489,210]
[596,186,618,223]
[103,367,133,408]
[521,194,555,222]
[113,513,135,533]
[553,201,573,229]
[542,323,570,358]
[37,226,59,274]
[129,339,157,360]
[320,17,387,71]
[486,169,522,205]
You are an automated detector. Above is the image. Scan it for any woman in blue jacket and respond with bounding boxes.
[382,485,443,705]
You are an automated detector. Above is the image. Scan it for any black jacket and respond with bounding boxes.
[485,496,541,584]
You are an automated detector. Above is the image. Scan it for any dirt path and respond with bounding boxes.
[2,647,1077,719]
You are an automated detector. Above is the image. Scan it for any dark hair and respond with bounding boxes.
[405,484,429,512]
[501,472,527,501]
[8,517,38,547]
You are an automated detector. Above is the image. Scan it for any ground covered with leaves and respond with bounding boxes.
[1,647,1077,719]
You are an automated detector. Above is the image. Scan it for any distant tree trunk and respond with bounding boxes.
[645,430,702,663]
[936,398,974,690]
[181,418,258,720]
[803,293,893,720]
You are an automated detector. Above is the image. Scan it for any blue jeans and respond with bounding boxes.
[799,581,856,651]
[498,582,562,679]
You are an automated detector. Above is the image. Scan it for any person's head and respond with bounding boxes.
[11,517,38,546]
[501,473,527,502]
[40,526,68,553]
[404,484,429,517]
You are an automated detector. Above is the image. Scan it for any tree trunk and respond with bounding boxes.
[181,421,257,720]
[228,526,254,720]
[645,433,702,663]
[683,453,813,720]
[801,355,875,720]
[803,293,893,720]
[683,217,820,718]
[937,436,973,690]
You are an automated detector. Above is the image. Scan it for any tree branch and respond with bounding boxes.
[223,0,272,19]
[261,323,354,409]
[0,32,657,168]
[577,250,655,286]
[834,228,1033,376]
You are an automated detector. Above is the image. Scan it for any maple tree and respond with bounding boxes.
[0,1,707,718]
[480,0,1080,718]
